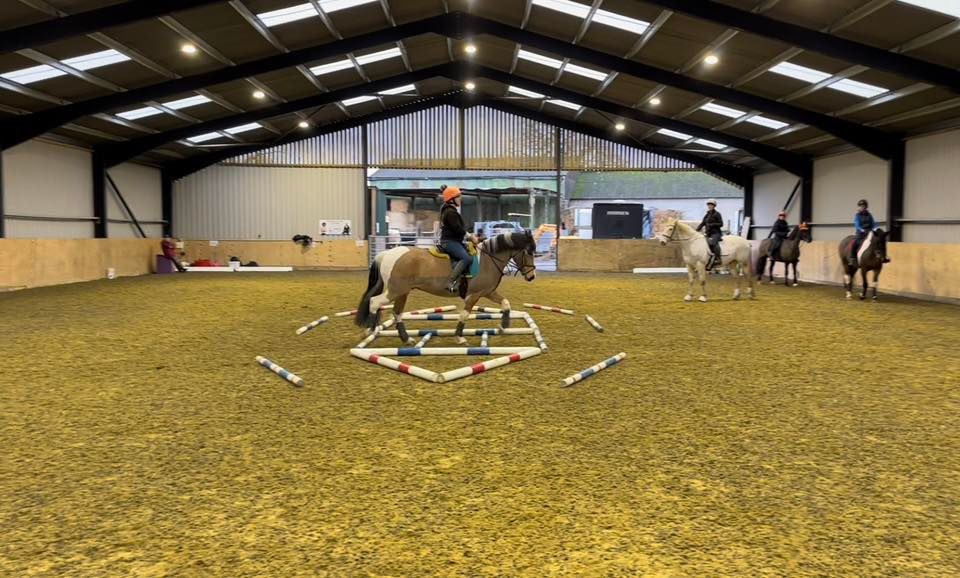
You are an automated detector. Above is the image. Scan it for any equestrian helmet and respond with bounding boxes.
[857,198,869,207]
[443,185,462,203]
[778,211,787,218]
[706,198,717,206]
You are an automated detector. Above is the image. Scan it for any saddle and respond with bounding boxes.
[429,242,481,280]
[428,242,478,259]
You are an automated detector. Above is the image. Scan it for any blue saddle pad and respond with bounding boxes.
[466,255,480,278]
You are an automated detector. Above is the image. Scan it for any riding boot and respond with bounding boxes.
[847,255,858,268]
[446,259,469,293]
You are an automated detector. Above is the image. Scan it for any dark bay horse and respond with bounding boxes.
[756,224,812,286]
[356,231,537,343]
[838,229,888,300]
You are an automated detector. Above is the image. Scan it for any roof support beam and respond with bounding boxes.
[465,15,898,159]
[464,65,810,176]
[0,14,450,149]
[98,66,451,167]
[166,94,464,179]
[639,0,960,93]
[1,0,224,54]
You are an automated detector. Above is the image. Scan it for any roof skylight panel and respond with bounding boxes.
[769,61,888,99]
[700,102,788,130]
[379,84,416,95]
[507,86,545,99]
[310,48,400,76]
[593,9,650,35]
[187,132,221,143]
[547,99,582,111]
[117,95,212,121]
[354,47,402,66]
[897,0,960,18]
[225,122,263,135]
[694,139,727,150]
[1,49,130,86]
[342,95,378,106]
[657,128,692,140]
[564,62,608,81]
[531,0,590,18]
[258,3,317,27]
[310,59,356,76]
[257,0,378,27]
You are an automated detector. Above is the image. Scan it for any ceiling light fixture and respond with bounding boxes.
[252,90,266,99]
[181,43,198,55]
[704,54,720,66]
[298,120,310,128]
[614,122,626,131]
[465,81,476,91]
[464,43,477,55]
[649,97,662,106]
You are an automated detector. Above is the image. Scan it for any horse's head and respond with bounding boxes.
[798,222,812,242]
[492,230,537,282]
[870,228,888,261]
[658,219,679,246]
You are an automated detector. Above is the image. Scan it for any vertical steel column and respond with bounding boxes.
[92,152,107,238]
[743,174,754,240]
[800,163,814,230]
[361,123,370,239]
[458,105,466,170]
[554,126,562,269]
[161,170,173,237]
[0,150,5,238]
[887,141,905,242]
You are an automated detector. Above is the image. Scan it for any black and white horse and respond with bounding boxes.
[838,229,888,300]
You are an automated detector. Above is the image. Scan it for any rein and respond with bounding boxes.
[481,240,535,279]
[663,224,699,243]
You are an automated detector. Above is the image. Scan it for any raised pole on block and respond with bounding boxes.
[561,352,627,387]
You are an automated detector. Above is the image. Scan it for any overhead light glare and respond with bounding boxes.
[465,81,476,91]
[614,122,626,131]
[704,54,720,66]
[181,43,198,55]
[252,90,267,100]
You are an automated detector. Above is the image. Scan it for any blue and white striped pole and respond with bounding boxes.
[256,355,304,387]
[561,352,626,387]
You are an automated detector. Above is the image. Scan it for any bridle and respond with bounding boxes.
[662,223,698,243]
[481,240,536,279]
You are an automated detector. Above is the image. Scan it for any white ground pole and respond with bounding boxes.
[437,348,543,383]
[585,315,604,332]
[358,347,534,356]
[349,349,441,383]
[255,355,305,386]
[561,352,627,387]
[632,267,689,274]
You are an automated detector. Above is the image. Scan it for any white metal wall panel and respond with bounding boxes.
[2,139,94,238]
[172,165,364,240]
[813,151,889,240]
[753,170,801,238]
[106,162,164,238]
[903,129,960,243]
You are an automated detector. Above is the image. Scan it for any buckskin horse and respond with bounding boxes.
[355,231,537,344]
[839,228,888,300]
[756,223,812,286]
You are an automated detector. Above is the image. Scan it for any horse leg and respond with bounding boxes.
[456,294,482,345]
[697,262,708,303]
[486,290,511,328]
[685,265,695,302]
[791,262,799,287]
[872,270,880,301]
[860,268,868,300]
[390,293,414,345]
[367,289,392,331]
[733,262,742,300]
[843,266,853,300]
[769,258,777,284]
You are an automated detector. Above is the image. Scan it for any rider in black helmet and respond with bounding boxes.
[696,199,724,270]
[848,198,875,267]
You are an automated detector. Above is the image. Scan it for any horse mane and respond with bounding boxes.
[482,231,525,254]
[674,220,697,235]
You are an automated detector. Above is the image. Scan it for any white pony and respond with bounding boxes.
[657,219,756,302]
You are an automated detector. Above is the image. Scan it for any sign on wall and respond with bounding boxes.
[320,219,352,236]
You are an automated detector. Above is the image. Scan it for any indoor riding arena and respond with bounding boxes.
[2,1,960,576]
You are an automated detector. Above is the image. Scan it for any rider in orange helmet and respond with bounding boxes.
[440,185,470,292]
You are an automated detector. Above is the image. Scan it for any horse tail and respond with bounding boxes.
[355,257,384,328]
[755,253,766,279]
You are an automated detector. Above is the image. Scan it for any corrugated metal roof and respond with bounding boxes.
[570,171,742,200]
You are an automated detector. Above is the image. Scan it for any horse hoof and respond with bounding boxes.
[684,295,693,302]
[793,283,799,287]
[860,295,866,301]
[845,292,852,299]
[698,296,708,303]
[456,337,468,345]
[732,291,741,300]
[769,280,776,285]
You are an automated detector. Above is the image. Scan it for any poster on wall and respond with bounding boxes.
[319,219,352,236]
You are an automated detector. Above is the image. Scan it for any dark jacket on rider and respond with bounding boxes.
[696,210,724,236]
[440,201,466,242]
[769,218,789,238]
[854,210,875,235]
